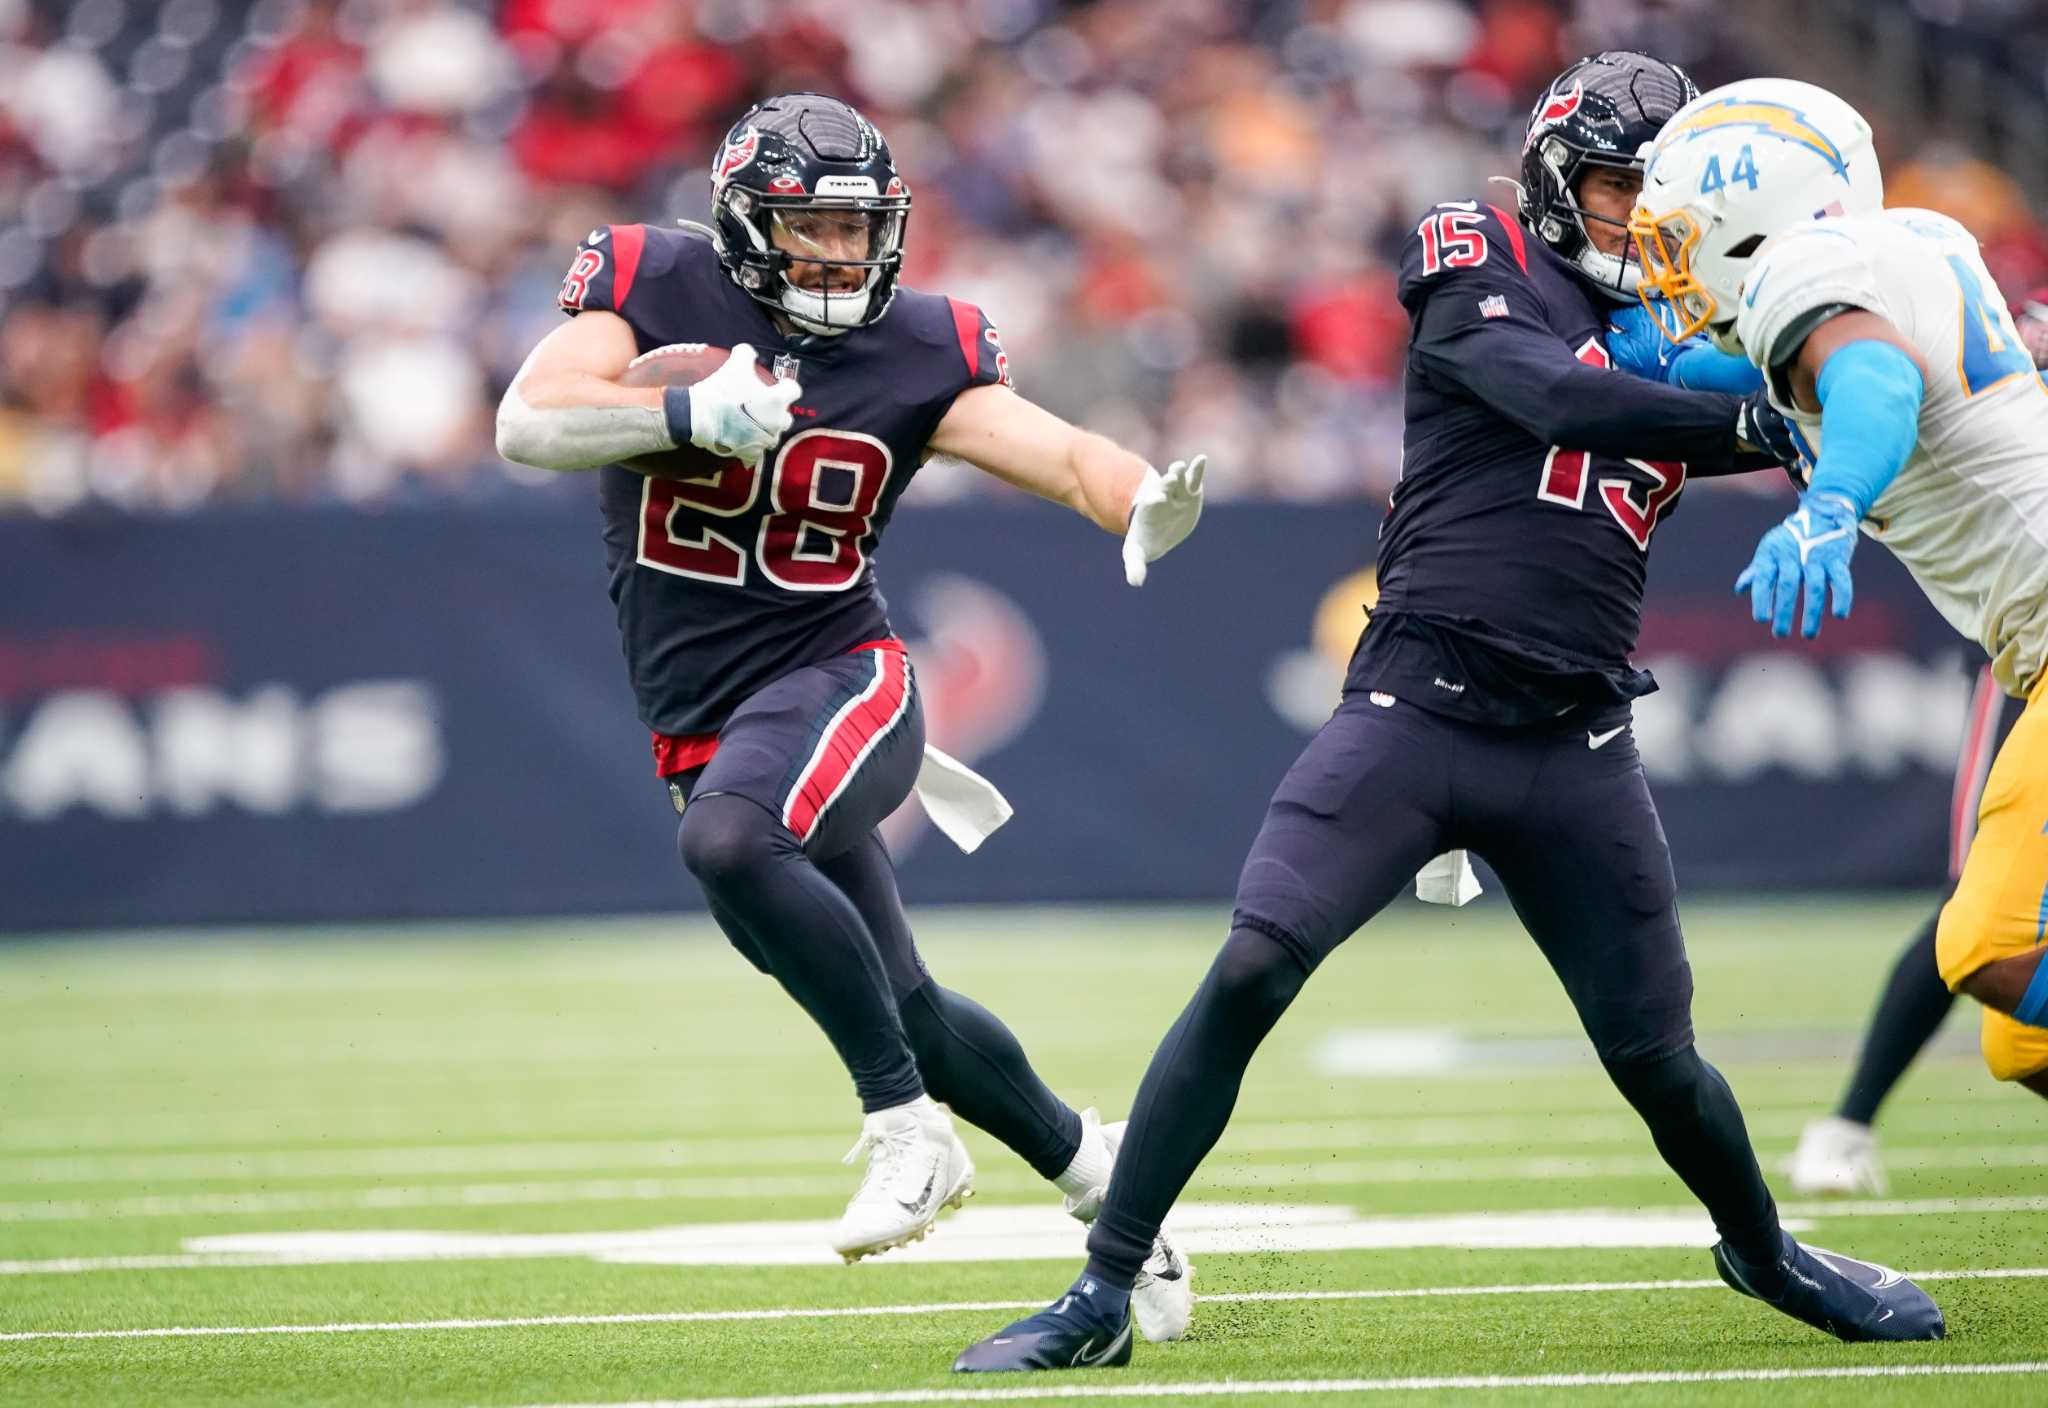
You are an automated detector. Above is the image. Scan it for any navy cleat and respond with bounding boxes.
[1714,1231,1945,1342]
[953,1275,1133,1372]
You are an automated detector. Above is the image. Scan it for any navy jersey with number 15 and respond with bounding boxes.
[1349,200,1746,725]
[557,223,1008,741]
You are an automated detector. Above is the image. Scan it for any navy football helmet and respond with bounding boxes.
[1518,51,1698,301]
[707,93,910,336]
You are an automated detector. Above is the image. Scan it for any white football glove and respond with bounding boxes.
[1121,454,1206,586]
[688,343,801,465]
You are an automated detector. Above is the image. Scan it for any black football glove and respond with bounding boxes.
[1737,389,1802,467]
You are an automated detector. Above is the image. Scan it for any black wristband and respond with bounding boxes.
[661,385,692,449]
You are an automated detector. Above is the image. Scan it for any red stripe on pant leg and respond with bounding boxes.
[785,649,910,842]
[786,648,908,841]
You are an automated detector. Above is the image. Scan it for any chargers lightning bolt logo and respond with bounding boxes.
[1663,99,1851,180]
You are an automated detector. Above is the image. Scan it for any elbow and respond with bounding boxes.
[494,388,569,472]
[1527,408,1592,448]
[493,412,533,467]
[494,387,538,466]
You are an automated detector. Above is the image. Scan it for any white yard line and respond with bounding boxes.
[519,1363,2048,1407]
[1202,1144,2048,1188]
[2,1195,2040,1275]
[0,1117,2028,1184]
[2,1266,2041,1342]
[7,1088,2019,1161]
[8,1148,2048,1223]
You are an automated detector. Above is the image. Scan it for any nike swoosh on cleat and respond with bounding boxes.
[1878,1309,1895,1322]
[898,1169,938,1214]
[1588,725,1626,750]
[1069,1322,1132,1368]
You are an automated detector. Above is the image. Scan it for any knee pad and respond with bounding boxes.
[1207,926,1314,1030]
[676,792,785,888]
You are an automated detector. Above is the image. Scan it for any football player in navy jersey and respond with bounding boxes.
[495,92,1201,1333]
[956,52,1941,1373]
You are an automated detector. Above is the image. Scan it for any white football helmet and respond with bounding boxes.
[1629,78,1884,353]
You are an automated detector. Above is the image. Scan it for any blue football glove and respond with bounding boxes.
[1610,302,1765,392]
[1733,491,1861,639]
[1606,302,1682,381]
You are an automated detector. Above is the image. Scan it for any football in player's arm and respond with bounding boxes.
[493,93,1211,1315]
[498,298,1203,587]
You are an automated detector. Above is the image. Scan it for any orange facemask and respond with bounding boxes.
[1627,204,1716,344]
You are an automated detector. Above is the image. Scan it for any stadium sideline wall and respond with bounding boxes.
[1,499,1975,931]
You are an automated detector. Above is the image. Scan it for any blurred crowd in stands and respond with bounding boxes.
[0,0,2042,511]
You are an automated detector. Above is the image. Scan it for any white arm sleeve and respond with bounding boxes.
[493,384,677,472]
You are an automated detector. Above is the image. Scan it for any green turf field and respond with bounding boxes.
[2,898,2043,1406]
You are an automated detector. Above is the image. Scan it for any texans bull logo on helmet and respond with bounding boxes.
[713,126,760,185]
[1523,81,1585,152]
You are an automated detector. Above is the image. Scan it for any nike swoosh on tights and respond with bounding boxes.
[1587,725,1627,750]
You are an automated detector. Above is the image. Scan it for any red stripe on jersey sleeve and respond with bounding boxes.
[612,224,647,309]
[946,297,982,380]
[1486,205,1529,275]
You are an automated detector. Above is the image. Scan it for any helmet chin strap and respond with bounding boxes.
[1575,245,1643,302]
[778,273,876,336]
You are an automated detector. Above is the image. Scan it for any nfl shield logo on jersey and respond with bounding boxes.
[772,353,800,382]
[1478,294,1511,319]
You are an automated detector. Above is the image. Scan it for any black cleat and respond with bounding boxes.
[1714,1231,1945,1342]
[954,1275,1134,1372]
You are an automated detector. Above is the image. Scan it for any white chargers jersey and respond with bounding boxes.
[1735,208,2048,697]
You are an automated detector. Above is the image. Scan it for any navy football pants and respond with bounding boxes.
[669,646,1081,1175]
[1086,692,1781,1285]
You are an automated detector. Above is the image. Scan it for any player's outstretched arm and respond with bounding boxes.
[1733,311,1928,638]
[1607,302,1764,394]
[928,383,1204,586]
[1414,293,1750,470]
[496,313,798,471]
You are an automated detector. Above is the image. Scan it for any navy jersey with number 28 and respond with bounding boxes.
[558,224,1008,739]
[1351,200,1746,725]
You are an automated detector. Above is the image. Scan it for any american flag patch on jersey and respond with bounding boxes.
[1478,294,1510,319]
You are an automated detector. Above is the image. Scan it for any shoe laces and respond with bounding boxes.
[843,1118,928,1198]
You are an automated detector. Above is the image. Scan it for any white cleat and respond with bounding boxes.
[1787,1116,1888,1196]
[1133,1229,1195,1343]
[832,1096,974,1263]
[1067,1115,1196,1342]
